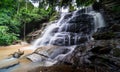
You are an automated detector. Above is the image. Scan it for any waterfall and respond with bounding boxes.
[29,5,105,65]
[32,6,105,47]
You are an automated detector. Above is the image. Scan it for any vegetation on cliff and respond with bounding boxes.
[0,0,119,45]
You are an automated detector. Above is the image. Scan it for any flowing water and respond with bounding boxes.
[32,6,105,47]
[0,1,106,71]
[29,5,105,66]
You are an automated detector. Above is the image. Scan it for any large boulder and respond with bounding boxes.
[58,40,120,72]
[27,45,73,62]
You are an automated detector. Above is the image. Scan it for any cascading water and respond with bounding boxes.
[29,5,105,65]
[33,6,104,47]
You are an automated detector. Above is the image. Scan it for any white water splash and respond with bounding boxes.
[32,24,59,49]
[89,11,105,32]
[29,0,39,8]
[96,0,100,2]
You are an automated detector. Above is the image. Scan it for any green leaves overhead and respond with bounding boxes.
[38,0,95,7]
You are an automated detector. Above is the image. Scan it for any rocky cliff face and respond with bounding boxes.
[26,1,120,72]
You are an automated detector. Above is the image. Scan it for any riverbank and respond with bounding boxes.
[0,43,35,72]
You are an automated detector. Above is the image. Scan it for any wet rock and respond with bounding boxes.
[10,49,24,58]
[68,14,93,23]
[96,27,109,33]
[92,31,116,40]
[60,23,93,34]
[51,27,59,33]
[27,53,47,62]
[27,45,73,62]
[58,13,72,25]
[63,13,72,19]
[77,37,88,44]
[60,44,92,65]
[59,14,94,34]
[93,32,120,39]
[57,39,120,72]
[114,32,120,38]
[90,45,112,54]
[113,48,120,57]
[110,24,120,32]
[50,48,70,59]
[0,59,19,69]
[27,46,58,62]
[50,32,88,46]
[93,39,120,48]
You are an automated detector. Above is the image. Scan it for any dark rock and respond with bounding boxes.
[91,45,112,54]
[64,13,72,19]
[97,27,109,33]
[77,36,88,44]
[114,32,120,38]
[60,44,92,65]
[92,2,102,11]
[110,24,120,32]
[60,23,93,34]
[68,14,93,23]
[50,48,70,59]
[113,48,120,57]
[51,27,59,34]
[92,31,116,40]
[11,49,24,58]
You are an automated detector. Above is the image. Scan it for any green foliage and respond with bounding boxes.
[0,0,96,45]
[111,5,120,13]
[49,12,59,21]
[0,0,53,45]
[0,26,18,45]
[76,0,95,6]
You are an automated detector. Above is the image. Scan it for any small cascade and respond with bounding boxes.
[89,11,105,32]
[32,24,59,48]
[30,5,105,65]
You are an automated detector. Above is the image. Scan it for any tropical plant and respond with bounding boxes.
[0,26,18,45]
